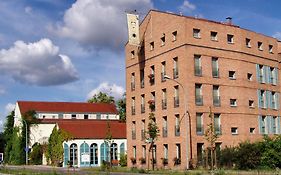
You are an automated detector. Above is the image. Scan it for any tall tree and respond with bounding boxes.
[88,92,115,104]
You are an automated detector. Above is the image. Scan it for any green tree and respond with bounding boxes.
[29,142,43,165]
[8,127,25,165]
[3,111,15,163]
[104,121,113,169]
[116,93,126,122]
[88,92,115,104]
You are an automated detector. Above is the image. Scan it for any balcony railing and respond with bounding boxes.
[174,97,179,108]
[194,66,202,76]
[141,129,146,141]
[131,106,135,115]
[175,125,180,136]
[162,127,168,137]
[196,125,204,135]
[131,82,135,91]
[195,95,203,106]
[161,72,166,82]
[213,96,221,107]
[173,68,179,79]
[132,130,136,140]
[212,68,219,78]
[162,99,167,110]
[141,104,145,113]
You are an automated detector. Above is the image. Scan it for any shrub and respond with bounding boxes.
[119,153,127,167]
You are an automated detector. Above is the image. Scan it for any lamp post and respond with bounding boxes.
[164,75,192,169]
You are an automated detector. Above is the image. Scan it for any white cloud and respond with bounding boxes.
[179,0,196,13]
[5,103,15,114]
[53,0,153,51]
[0,38,79,86]
[273,32,281,40]
[87,82,125,100]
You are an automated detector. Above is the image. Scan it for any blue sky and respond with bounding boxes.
[0,0,281,130]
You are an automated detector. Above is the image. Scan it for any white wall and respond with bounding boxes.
[30,124,56,147]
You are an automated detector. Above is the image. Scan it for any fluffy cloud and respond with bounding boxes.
[87,82,125,100]
[0,38,79,86]
[54,0,153,51]
[5,103,15,114]
[273,32,281,40]
[179,0,196,13]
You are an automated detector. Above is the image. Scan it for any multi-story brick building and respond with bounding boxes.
[125,10,281,169]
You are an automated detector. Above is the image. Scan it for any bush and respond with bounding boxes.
[119,153,127,167]
[29,143,43,165]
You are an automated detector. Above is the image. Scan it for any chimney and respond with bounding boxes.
[226,17,232,25]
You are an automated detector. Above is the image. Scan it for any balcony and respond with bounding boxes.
[131,106,136,115]
[175,125,180,136]
[131,82,135,91]
[196,125,204,135]
[162,127,168,137]
[212,69,219,78]
[195,95,203,106]
[141,129,146,141]
[162,99,167,110]
[213,96,221,107]
[174,97,179,108]
[132,130,136,140]
[141,104,145,113]
[194,66,202,76]
[173,68,179,79]
[161,72,166,82]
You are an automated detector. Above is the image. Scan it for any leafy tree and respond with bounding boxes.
[29,142,43,165]
[88,92,115,104]
[119,153,127,167]
[116,93,126,122]
[260,135,281,168]
[46,126,72,166]
[8,127,25,165]
[3,111,15,163]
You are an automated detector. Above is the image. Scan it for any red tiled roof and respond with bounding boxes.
[41,119,126,139]
[17,101,118,114]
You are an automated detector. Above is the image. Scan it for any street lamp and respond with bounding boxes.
[14,117,28,165]
[164,75,192,169]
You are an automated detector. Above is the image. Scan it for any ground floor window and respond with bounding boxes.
[110,143,118,160]
[90,143,98,165]
[70,143,78,166]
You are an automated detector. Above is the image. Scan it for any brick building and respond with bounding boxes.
[125,10,281,169]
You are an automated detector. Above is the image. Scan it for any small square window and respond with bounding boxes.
[249,100,254,108]
[84,114,89,119]
[172,31,177,41]
[131,50,135,59]
[227,34,234,43]
[231,127,238,135]
[247,73,252,81]
[211,31,218,41]
[150,42,154,51]
[269,45,273,53]
[71,114,76,119]
[193,28,201,38]
[258,41,263,50]
[229,71,236,79]
[246,38,251,48]
[230,99,237,107]
[250,128,255,134]
[161,36,165,46]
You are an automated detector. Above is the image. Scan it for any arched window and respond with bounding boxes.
[80,142,90,167]
[100,142,109,162]
[90,143,98,165]
[111,143,118,160]
[120,143,125,155]
[70,143,78,166]
[63,143,69,167]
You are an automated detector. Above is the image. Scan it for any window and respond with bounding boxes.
[250,128,255,134]
[142,145,146,159]
[149,65,155,85]
[150,42,154,51]
[71,114,76,119]
[131,73,135,91]
[193,28,201,38]
[196,113,203,135]
[163,116,168,137]
[194,55,202,76]
[131,50,135,59]
[249,100,254,108]
[257,65,265,83]
[164,144,168,159]
[132,121,136,139]
[269,45,273,53]
[258,41,263,50]
[272,116,277,134]
[229,71,236,79]
[174,86,179,107]
[214,113,221,134]
[258,90,266,108]
[246,38,251,47]
[270,67,278,85]
[259,116,266,134]
[197,143,204,164]
[271,91,278,109]
[84,114,89,119]
[100,143,109,162]
[161,35,165,46]
[227,34,234,43]
[213,85,220,106]
[161,61,166,82]
[140,69,144,88]
[162,89,167,110]
[176,144,181,163]
[96,113,101,119]
[58,113,63,119]
[70,143,78,166]
[247,73,252,81]
[141,120,145,140]
[230,99,237,107]
[175,114,180,136]
[141,94,145,113]
[90,143,98,165]
[195,84,203,106]
[150,91,156,111]
[211,31,218,41]
[110,143,118,161]
[133,146,136,159]
[131,97,135,115]
[231,127,238,135]
[172,31,177,41]
[212,57,219,78]
[173,57,179,79]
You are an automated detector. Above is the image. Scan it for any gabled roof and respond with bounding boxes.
[41,119,126,139]
[17,101,118,114]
